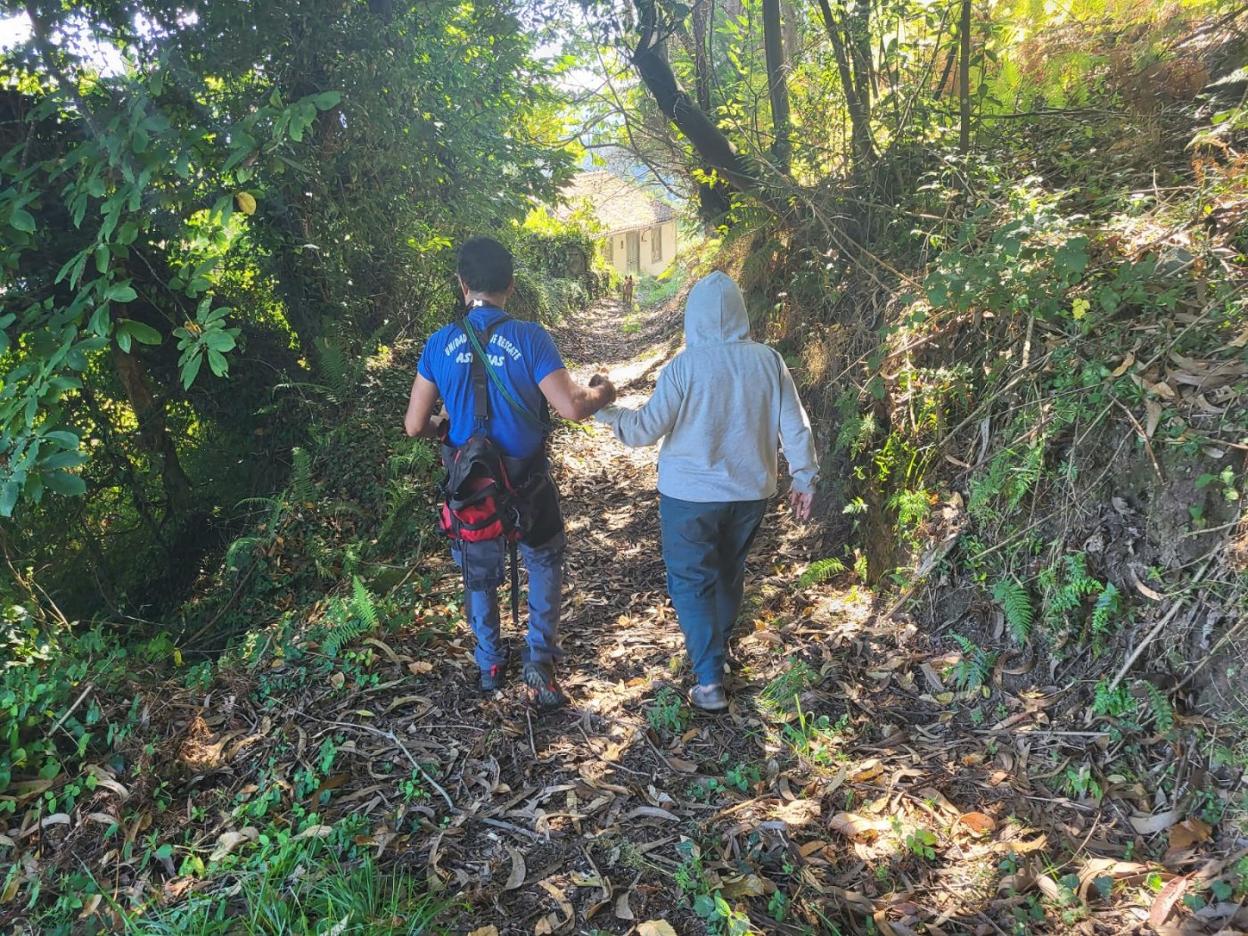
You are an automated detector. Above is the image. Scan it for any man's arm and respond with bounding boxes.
[538,368,616,421]
[596,364,683,448]
[404,374,444,438]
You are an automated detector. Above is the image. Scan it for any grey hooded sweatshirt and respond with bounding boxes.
[596,271,819,502]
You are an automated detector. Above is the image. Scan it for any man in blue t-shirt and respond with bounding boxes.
[404,237,616,709]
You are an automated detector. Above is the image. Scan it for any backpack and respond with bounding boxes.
[436,311,546,621]
[438,434,520,543]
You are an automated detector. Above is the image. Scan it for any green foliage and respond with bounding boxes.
[759,658,819,714]
[119,831,444,934]
[782,702,851,766]
[1090,582,1121,643]
[924,185,1091,323]
[693,890,753,936]
[1143,681,1175,735]
[646,686,691,734]
[1091,679,1136,719]
[798,556,847,589]
[314,577,381,660]
[0,614,127,795]
[724,761,762,793]
[905,827,938,860]
[290,447,317,504]
[350,576,379,632]
[992,579,1034,643]
[1038,553,1122,652]
[947,634,997,692]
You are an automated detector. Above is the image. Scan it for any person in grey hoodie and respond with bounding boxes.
[595,271,819,712]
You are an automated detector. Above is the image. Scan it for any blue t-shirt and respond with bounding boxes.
[417,304,565,459]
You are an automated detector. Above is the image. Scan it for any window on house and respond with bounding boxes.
[651,225,662,263]
[604,237,613,263]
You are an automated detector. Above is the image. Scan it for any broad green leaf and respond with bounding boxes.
[0,483,18,518]
[203,330,235,352]
[9,207,35,233]
[311,90,342,110]
[42,451,85,471]
[181,353,203,390]
[43,430,79,448]
[43,471,86,497]
[107,283,138,303]
[119,319,162,345]
[116,329,133,353]
[207,348,229,377]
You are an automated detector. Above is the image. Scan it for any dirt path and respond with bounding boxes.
[372,295,1153,935]
[7,296,1228,935]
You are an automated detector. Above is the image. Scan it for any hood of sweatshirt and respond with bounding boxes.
[684,271,750,346]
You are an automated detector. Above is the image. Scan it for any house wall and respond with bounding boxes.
[602,220,678,277]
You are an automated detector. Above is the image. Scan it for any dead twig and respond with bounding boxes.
[312,717,454,811]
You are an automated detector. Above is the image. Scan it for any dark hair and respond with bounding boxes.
[456,237,514,294]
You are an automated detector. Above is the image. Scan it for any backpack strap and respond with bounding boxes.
[460,316,503,429]
[459,312,546,430]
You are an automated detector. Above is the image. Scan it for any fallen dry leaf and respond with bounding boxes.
[773,798,822,827]
[1149,874,1190,928]
[829,812,890,840]
[624,805,679,822]
[665,755,698,773]
[209,827,259,862]
[504,847,526,891]
[1131,808,1182,836]
[799,839,829,857]
[294,824,334,840]
[1076,858,1150,901]
[468,928,500,936]
[721,873,770,898]
[538,879,573,925]
[1167,817,1213,850]
[958,812,996,836]
[637,922,678,936]
[614,887,635,920]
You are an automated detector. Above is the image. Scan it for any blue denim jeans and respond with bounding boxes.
[454,532,565,672]
[658,495,768,686]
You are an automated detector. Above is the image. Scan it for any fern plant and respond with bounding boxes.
[1142,681,1174,734]
[947,633,997,692]
[319,599,366,658]
[798,557,846,589]
[1040,551,1101,633]
[992,578,1034,643]
[315,336,357,403]
[290,446,317,503]
[1090,581,1121,642]
[350,575,379,630]
[318,579,380,659]
[1091,679,1135,718]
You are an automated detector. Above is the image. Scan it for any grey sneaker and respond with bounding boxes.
[689,683,729,713]
[523,661,567,711]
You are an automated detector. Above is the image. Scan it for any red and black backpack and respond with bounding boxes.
[437,316,520,544]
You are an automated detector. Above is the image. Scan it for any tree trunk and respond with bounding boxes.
[762,0,792,170]
[691,0,712,111]
[816,0,875,173]
[632,2,759,195]
[111,346,194,518]
[959,0,972,154]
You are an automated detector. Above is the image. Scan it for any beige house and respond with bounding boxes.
[561,171,677,277]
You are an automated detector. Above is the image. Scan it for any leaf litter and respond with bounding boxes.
[2,296,1243,935]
